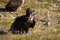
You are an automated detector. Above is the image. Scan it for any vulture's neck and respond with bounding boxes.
[27,14,34,23]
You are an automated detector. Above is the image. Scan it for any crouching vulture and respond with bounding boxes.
[9,8,36,34]
[5,0,24,11]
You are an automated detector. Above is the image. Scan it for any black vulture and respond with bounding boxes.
[5,0,23,11]
[9,8,36,34]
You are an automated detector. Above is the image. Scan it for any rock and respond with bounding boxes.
[43,21,50,26]
[0,14,3,17]
[0,29,7,35]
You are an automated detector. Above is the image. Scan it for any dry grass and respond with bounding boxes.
[0,0,60,40]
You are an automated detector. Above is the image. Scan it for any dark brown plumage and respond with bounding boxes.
[5,0,23,11]
[9,8,36,34]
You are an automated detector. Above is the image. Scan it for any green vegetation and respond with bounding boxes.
[0,0,60,40]
[0,0,9,3]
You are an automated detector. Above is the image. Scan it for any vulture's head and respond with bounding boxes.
[26,8,34,16]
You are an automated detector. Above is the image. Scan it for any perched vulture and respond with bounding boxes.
[9,8,36,34]
[5,0,24,11]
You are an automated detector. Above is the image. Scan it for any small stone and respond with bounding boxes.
[0,14,3,17]
[11,12,14,13]
[53,29,57,32]
[0,29,7,35]
[57,13,60,16]
[58,34,60,36]
[43,21,50,26]
[57,0,60,1]
[23,0,25,3]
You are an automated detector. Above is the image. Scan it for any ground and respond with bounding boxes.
[0,0,60,40]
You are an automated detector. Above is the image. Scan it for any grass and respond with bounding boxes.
[0,0,9,3]
[0,0,60,40]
